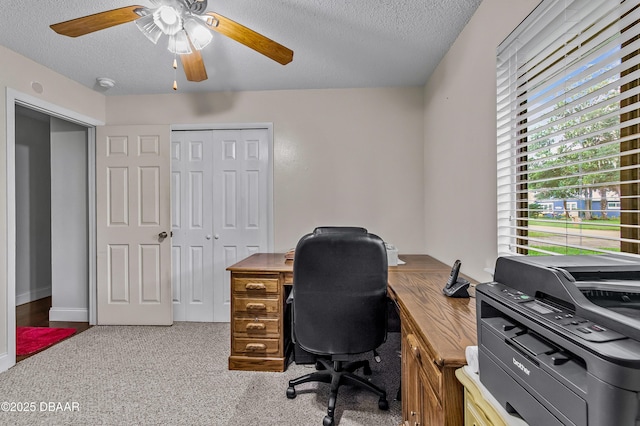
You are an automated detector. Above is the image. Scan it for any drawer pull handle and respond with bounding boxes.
[246,303,267,310]
[246,322,266,330]
[245,282,266,290]
[245,343,267,351]
[406,334,421,359]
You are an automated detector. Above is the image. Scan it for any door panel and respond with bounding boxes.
[96,125,172,325]
[212,129,270,322]
[107,244,129,303]
[171,131,214,322]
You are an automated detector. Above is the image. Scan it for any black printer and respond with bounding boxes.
[476,255,640,426]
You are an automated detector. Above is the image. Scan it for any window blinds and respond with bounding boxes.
[497,0,640,257]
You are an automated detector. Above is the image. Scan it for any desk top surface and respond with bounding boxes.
[227,253,477,367]
[226,253,450,272]
[388,270,477,366]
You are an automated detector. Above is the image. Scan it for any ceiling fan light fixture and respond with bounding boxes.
[187,0,208,15]
[167,30,192,54]
[153,5,183,36]
[135,13,163,44]
[184,18,212,50]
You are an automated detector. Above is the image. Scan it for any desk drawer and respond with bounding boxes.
[233,338,281,356]
[234,298,280,315]
[233,277,280,295]
[464,389,493,426]
[420,342,443,401]
[405,330,442,404]
[233,318,280,338]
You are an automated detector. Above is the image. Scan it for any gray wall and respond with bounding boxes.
[15,106,52,304]
[50,117,88,321]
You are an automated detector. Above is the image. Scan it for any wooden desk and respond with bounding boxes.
[389,271,477,426]
[226,253,477,425]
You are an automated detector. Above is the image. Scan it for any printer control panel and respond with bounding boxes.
[484,282,624,343]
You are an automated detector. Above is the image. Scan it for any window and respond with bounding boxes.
[540,202,555,213]
[608,200,621,209]
[497,0,640,257]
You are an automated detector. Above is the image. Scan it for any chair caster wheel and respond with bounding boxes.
[315,360,325,370]
[378,398,389,410]
[323,415,334,426]
[286,386,296,399]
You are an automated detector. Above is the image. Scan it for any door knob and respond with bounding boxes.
[158,231,168,239]
[214,234,220,239]
[206,235,212,240]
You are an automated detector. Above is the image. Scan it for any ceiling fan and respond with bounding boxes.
[50,0,294,88]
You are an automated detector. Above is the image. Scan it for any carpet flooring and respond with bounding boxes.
[0,322,401,425]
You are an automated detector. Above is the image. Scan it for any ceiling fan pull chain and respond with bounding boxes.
[172,54,178,91]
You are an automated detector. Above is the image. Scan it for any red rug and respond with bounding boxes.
[16,327,76,356]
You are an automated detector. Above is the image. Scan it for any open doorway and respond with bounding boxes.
[2,89,101,373]
[14,105,91,361]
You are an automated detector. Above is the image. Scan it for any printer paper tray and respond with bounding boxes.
[480,351,565,426]
[479,318,586,425]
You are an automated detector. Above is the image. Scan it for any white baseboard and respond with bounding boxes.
[16,287,52,306]
[49,307,88,322]
[0,351,15,373]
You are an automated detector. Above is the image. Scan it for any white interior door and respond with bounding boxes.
[172,128,271,322]
[212,129,270,322]
[171,131,214,322]
[96,125,172,325]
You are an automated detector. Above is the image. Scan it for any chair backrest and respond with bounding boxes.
[313,226,368,235]
[292,230,388,356]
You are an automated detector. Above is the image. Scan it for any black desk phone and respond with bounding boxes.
[442,259,470,298]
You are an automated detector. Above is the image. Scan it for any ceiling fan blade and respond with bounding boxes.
[181,49,208,82]
[206,12,293,65]
[50,6,145,38]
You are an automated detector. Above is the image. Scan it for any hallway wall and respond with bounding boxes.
[15,107,52,305]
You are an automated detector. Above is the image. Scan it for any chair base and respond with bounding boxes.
[286,358,388,426]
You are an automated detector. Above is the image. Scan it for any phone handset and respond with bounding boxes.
[445,260,461,289]
[442,259,470,298]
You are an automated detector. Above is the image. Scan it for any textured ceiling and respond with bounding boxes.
[0,0,482,96]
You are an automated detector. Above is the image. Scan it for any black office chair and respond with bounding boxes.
[312,226,368,235]
[286,228,389,426]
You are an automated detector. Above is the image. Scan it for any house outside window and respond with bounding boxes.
[497,0,640,257]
